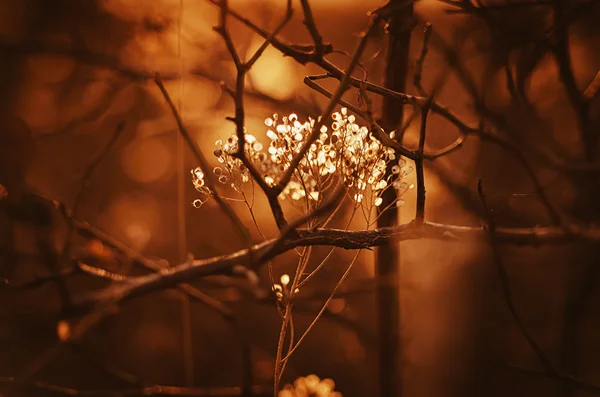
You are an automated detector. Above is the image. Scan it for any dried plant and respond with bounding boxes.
[2,0,600,397]
[191,109,412,212]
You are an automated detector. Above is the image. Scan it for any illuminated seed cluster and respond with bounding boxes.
[191,109,412,208]
[272,273,299,303]
[190,167,212,208]
[278,375,342,397]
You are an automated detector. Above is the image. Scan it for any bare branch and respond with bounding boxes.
[154,73,253,248]
[478,179,557,373]
[303,73,419,160]
[583,69,600,100]
[245,1,293,68]
[213,0,294,230]
[207,0,333,65]
[491,360,600,395]
[213,0,242,68]
[413,22,432,96]
[424,29,565,226]
[273,9,388,196]
[0,377,273,397]
[415,101,431,223]
[0,39,172,80]
[65,218,600,318]
[299,0,324,55]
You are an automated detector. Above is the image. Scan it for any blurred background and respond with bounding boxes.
[0,0,599,396]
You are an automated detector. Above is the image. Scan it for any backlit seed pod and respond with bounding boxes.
[192,108,412,212]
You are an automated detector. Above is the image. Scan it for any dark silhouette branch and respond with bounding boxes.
[213,0,293,229]
[154,73,253,249]
[491,360,600,395]
[62,216,600,318]
[477,179,557,373]
[0,377,273,397]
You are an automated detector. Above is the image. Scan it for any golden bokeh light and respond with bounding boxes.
[125,223,152,249]
[247,37,301,101]
[103,192,161,251]
[56,321,71,342]
[121,137,172,183]
[150,77,222,124]
[4,2,597,396]
[103,0,219,77]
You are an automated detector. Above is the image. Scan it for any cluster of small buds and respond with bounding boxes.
[272,273,299,303]
[278,375,342,397]
[191,167,211,208]
[191,109,412,209]
[324,108,392,206]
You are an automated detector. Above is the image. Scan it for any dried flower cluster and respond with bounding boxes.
[191,109,412,209]
[272,273,299,303]
[278,375,342,397]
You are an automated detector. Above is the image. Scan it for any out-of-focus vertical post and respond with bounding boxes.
[376,1,413,396]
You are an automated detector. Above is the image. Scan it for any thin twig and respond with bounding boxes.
[154,74,252,251]
[414,101,430,223]
[273,7,389,196]
[413,22,432,96]
[490,360,600,395]
[477,179,556,373]
[213,0,293,229]
[299,0,324,56]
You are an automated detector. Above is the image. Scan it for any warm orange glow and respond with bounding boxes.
[255,359,275,382]
[148,78,222,123]
[247,38,301,101]
[4,1,599,396]
[25,54,75,85]
[337,328,366,364]
[121,137,171,183]
[86,239,105,257]
[103,193,161,250]
[125,223,152,249]
[56,321,71,342]
[17,85,57,132]
[327,298,346,314]
[100,0,180,22]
